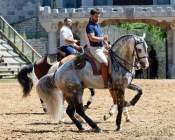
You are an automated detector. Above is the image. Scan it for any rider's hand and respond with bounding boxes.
[74,39,79,44]
[105,44,111,50]
[103,48,109,55]
[73,43,81,51]
[103,35,108,41]
[74,40,81,46]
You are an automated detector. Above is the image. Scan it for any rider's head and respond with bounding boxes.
[90,8,100,23]
[64,17,72,27]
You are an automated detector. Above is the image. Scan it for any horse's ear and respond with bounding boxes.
[142,32,146,39]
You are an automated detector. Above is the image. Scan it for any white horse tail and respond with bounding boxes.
[36,73,64,121]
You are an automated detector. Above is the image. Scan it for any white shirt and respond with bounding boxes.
[60,25,74,47]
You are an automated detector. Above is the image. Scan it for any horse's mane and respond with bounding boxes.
[111,34,136,49]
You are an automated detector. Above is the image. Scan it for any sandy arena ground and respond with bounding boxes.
[0,79,175,140]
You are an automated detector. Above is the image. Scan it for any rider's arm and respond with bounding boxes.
[61,29,81,50]
[87,33,104,42]
[64,38,78,44]
[64,38,80,50]
[86,25,108,43]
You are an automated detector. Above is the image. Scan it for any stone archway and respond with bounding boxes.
[39,5,175,78]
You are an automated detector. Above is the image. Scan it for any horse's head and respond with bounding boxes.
[134,33,149,69]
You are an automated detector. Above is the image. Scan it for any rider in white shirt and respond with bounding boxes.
[60,18,81,55]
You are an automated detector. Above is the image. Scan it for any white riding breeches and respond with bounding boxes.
[89,46,108,66]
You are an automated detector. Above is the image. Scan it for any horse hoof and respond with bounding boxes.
[103,115,109,121]
[115,127,123,132]
[126,118,131,122]
[93,127,102,133]
[83,105,88,111]
[126,102,131,107]
[103,115,106,121]
[43,108,47,113]
[79,127,86,132]
[59,118,65,123]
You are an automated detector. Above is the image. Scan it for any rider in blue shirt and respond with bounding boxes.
[86,9,110,87]
[86,20,103,47]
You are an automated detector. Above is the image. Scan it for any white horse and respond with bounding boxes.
[36,34,149,132]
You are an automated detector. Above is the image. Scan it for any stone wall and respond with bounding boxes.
[12,17,47,39]
[0,0,175,24]
[0,0,41,23]
[27,38,48,56]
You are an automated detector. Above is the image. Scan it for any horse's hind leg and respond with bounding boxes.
[74,91,101,132]
[84,88,95,111]
[66,102,84,131]
[127,83,143,106]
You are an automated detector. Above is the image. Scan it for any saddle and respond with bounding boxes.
[58,50,102,75]
[56,46,105,76]
[84,47,109,88]
[84,52,101,75]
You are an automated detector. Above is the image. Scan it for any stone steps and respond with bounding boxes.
[0,39,26,78]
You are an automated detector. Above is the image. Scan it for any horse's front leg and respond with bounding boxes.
[104,89,130,122]
[127,83,143,106]
[104,89,117,120]
[115,87,125,131]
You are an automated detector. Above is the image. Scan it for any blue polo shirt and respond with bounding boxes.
[86,20,103,47]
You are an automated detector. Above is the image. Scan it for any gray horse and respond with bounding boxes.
[36,34,149,132]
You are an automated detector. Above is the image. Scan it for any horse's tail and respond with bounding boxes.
[17,63,34,97]
[36,74,64,121]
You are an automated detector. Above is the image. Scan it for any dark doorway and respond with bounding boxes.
[94,0,108,5]
[113,0,153,5]
[42,0,51,6]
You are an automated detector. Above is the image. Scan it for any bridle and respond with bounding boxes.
[109,36,148,73]
[134,39,148,62]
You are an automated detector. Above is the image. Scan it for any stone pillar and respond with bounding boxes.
[48,32,57,54]
[77,22,88,46]
[43,22,58,55]
[167,22,175,78]
[81,0,94,7]
[39,6,59,55]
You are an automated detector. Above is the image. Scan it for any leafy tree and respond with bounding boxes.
[118,22,166,41]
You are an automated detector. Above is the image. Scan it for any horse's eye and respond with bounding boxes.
[137,48,142,53]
